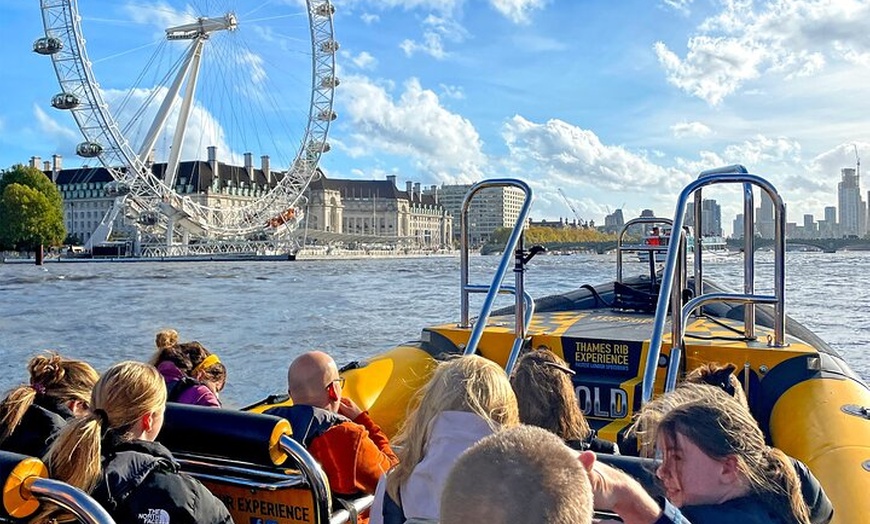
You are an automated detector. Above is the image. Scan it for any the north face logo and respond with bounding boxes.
[138,508,170,524]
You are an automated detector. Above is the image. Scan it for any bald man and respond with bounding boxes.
[265,351,398,496]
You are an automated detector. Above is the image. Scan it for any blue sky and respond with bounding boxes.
[2,0,869,229]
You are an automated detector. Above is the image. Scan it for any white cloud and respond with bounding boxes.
[439,84,465,99]
[348,51,377,70]
[121,1,197,32]
[501,115,690,192]
[488,0,549,24]
[399,15,466,60]
[360,13,380,24]
[335,75,486,182]
[671,121,712,139]
[238,51,267,84]
[656,0,870,105]
[33,105,79,143]
[661,0,693,14]
[101,87,243,165]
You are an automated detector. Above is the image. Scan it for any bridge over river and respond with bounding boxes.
[526,237,870,254]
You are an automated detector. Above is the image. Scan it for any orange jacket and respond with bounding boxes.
[307,411,399,496]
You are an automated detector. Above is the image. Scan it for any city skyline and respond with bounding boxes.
[2,1,870,226]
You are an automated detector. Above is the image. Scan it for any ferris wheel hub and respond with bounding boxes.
[166,14,239,41]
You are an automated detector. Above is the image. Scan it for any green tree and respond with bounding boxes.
[0,164,66,251]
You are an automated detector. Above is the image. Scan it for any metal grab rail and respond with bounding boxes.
[642,166,787,403]
[615,216,676,283]
[279,435,332,524]
[459,179,534,374]
[25,477,116,524]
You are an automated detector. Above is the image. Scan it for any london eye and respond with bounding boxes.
[35,0,338,256]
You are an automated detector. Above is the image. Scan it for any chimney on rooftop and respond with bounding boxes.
[207,146,218,186]
[30,156,41,169]
[414,182,421,202]
[51,154,62,182]
[43,161,50,172]
[244,152,254,184]
[406,181,413,198]
[261,155,271,187]
[387,175,397,187]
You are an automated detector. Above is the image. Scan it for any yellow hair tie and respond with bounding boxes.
[191,354,221,376]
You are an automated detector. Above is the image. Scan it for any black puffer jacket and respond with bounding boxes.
[0,396,71,457]
[92,439,233,524]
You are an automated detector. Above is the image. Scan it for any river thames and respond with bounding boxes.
[1,251,868,407]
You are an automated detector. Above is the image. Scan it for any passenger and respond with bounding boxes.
[510,348,617,454]
[264,350,398,498]
[152,341,226,407]
[370,355,520,524]
[636,384,811,524]
[40,361,232,524]
[681,364,833,524]
[155,328,179,351]
[440,425,593,524]
[0,352,98,457]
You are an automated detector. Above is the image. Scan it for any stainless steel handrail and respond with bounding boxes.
[616,216,675,282]
[26,477,116,524]
[642,166,787,403]
[664,293,778,391]
[331,495,374,524]
[279,435,332,524]
[464,284,536,374]
[460,179,534,371]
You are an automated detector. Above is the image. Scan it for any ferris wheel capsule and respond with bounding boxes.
[307,141,330,154]
[104,181,131,197]
[314,3,335,17]
[320,76,340,89]
[51,92,81,110]
[317,109,337,121]
[319,39,339,54]
[138,211,159,226]
[76,141,103,158]
[33,36,63,55]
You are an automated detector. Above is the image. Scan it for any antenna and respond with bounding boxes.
[854,143,860,180]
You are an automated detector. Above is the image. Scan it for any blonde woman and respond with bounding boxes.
[0,352,98,457]
[369,355,520,524]
[42,361,232,524]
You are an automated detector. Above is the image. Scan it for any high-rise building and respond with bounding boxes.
[603,208,625,233]
[838,167,865,237]
[732,214,744,239]
[686,199,722,236]
[431,183,524,245]
[818,206,838,238]
[755,192,775,239]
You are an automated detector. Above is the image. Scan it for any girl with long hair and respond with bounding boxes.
[151,340,226,406]
[0,352,98,457]
[648,385,811,524]
[510,348,617,453]
[40,361,231,524]
[369,355,520,524]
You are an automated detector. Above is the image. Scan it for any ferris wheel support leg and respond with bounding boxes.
[137,39,200,163]
[165,38,205,191]
[166,218,176,247]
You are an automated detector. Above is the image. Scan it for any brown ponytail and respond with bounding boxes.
[0,352,97,444]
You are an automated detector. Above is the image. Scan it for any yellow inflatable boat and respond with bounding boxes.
[256,166,869,523]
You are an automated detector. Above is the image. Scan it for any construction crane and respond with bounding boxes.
[557,188,584,227]
[854,143,861,179]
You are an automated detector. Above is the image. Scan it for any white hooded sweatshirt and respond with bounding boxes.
[369,411,496,524]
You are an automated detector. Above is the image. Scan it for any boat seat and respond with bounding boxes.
[159,403,373,524]
[0,451,114,524]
